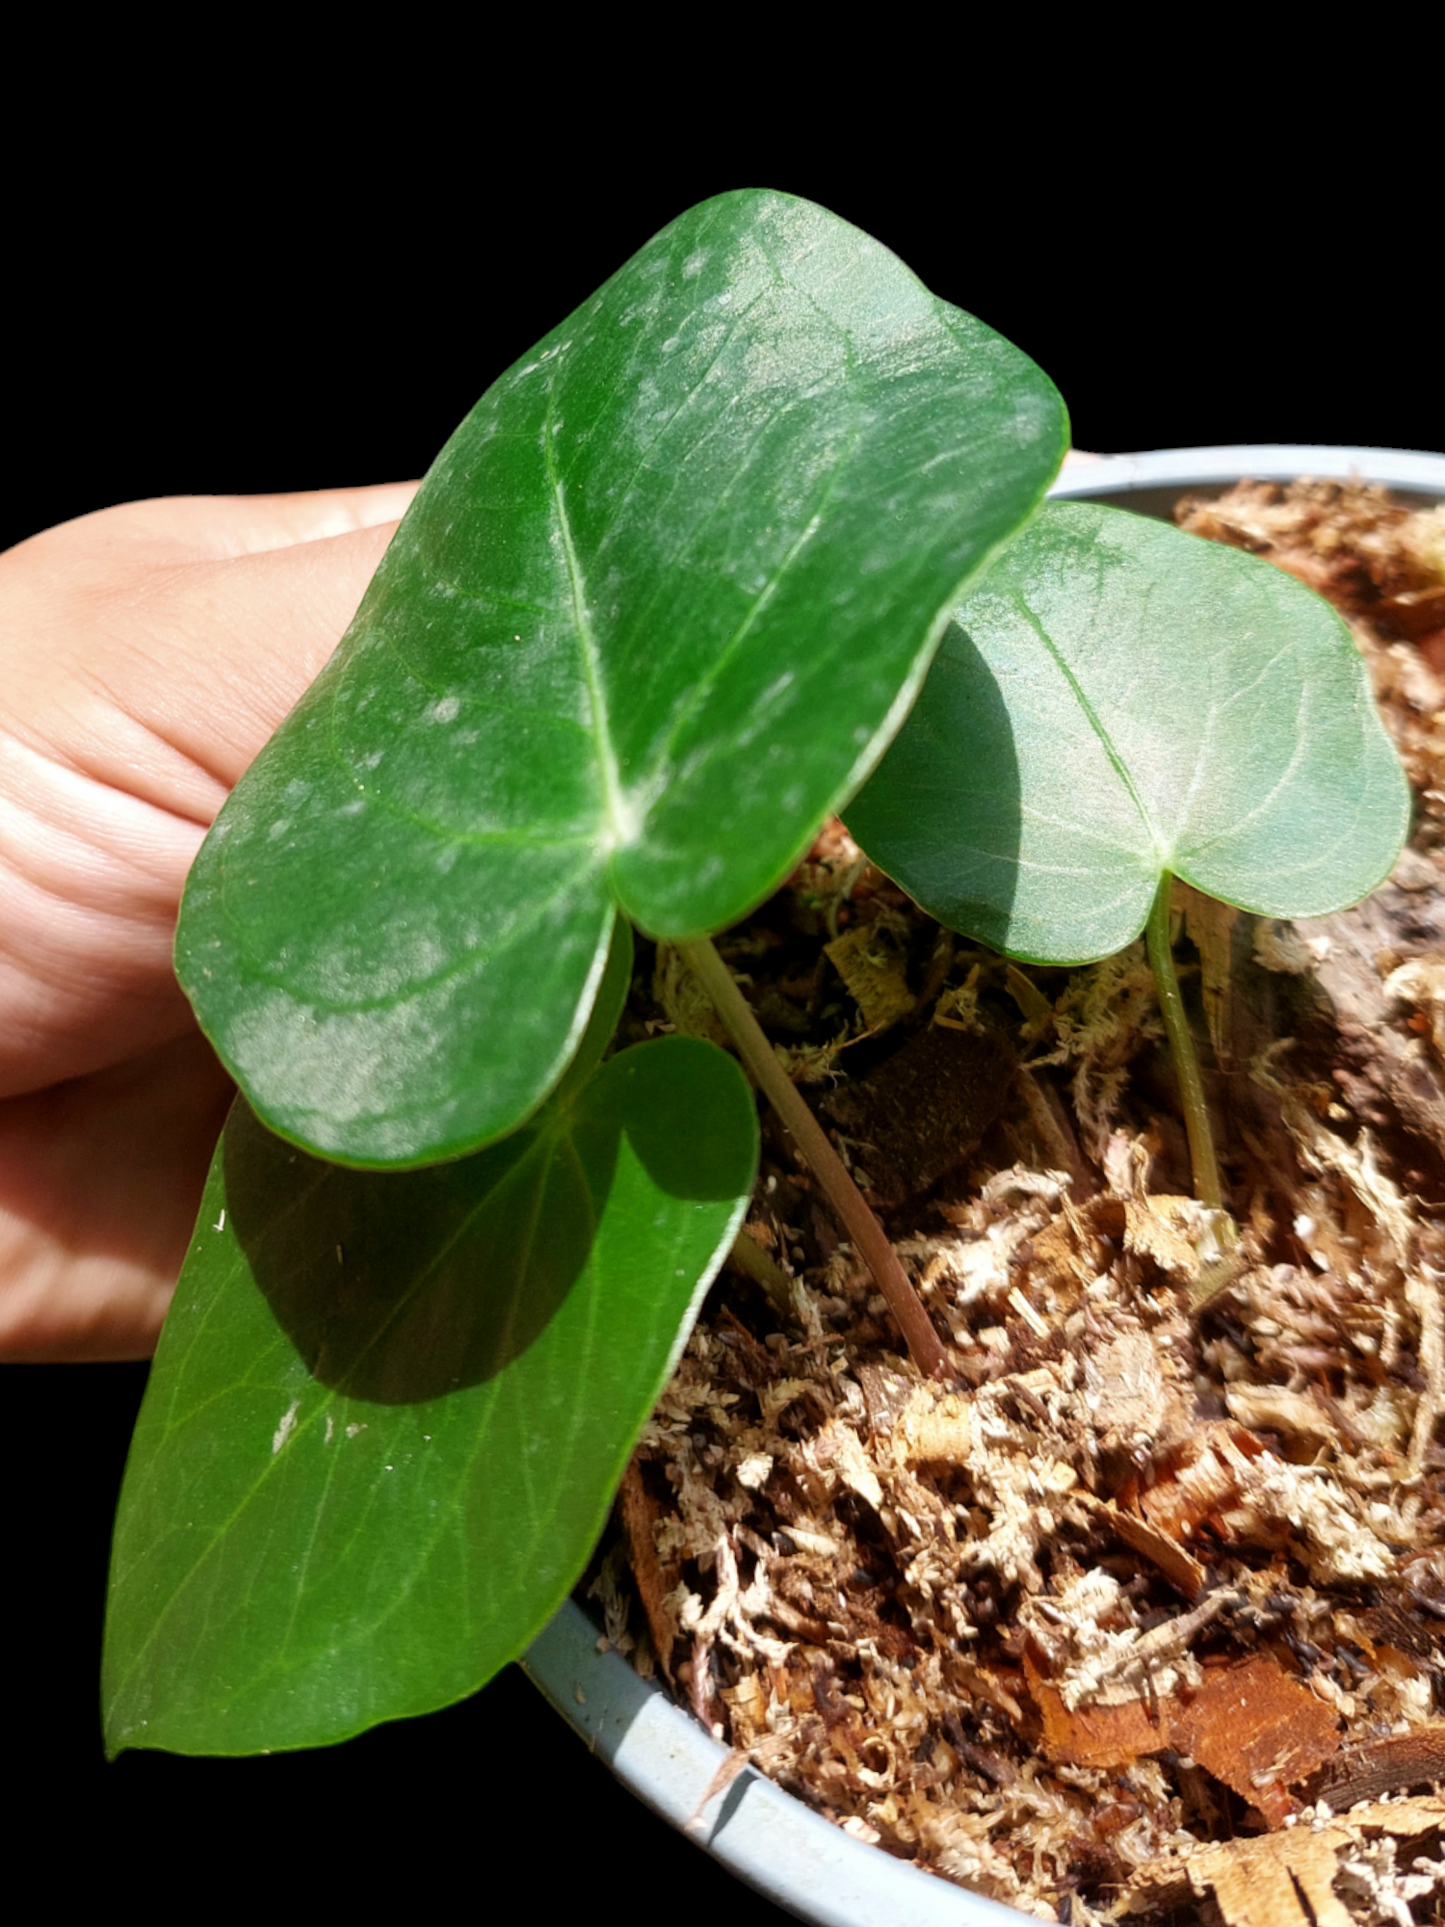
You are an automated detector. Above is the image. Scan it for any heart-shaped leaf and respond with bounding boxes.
[101,1024,757,1757]
[846,501,1410,962]
[176,187,1066,1164]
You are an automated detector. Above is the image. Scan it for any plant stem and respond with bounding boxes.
[1145,872,1224,1210]
[726,1229,794,1318]
[678,936,949,1378]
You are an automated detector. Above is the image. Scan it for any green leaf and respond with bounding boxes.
[176,187,1066,1164]
[101,1029,757,1757]
[846,501,1410,962]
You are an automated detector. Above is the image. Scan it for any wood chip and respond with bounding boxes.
[892,1382,972,1466]
[1121,1194,1204,1278]
[1346,1793,1445,1835]
[1307,1722,1445,1806]
[1127,1797,1445,1924]
[616,1459,678,1685]
[824,920,915,1033]
[1192,1828,1351,1927]
[1027,1640,1340,1829]
[1170,1655,1343,1828]
[1024,1647,1174,1770]
[1080,1494,1207,1599]
[1225,1383,1339,1445]
[1139,1420,1264,1541]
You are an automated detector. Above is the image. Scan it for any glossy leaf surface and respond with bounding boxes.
[848,502,1410,962]
[176,187,1066,1163]
[102,1028,756,1757]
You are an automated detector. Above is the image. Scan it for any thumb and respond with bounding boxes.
[4,481,423,825]
[162,507,422,799]
[0,482,422,1095]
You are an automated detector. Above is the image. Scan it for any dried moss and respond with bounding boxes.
[591,480,1445,1925]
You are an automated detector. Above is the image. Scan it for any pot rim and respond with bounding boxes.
[1052,441,1445,507]
[522,442,1445,1927]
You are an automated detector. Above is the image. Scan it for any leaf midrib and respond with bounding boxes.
[543,380,630,854]
[1000,582,1162,870]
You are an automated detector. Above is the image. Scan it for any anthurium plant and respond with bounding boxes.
[847,500,1410,1204]
[101,189,1407,1760]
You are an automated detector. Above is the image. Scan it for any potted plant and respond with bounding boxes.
[8,186,1440,1917]
[519,440,1445,1925]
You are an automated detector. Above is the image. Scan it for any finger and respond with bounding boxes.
[0,729,204,1095]
[0,488,427,1103]
[0,1029,234,1361]
[161,520,413,786]
[0,519,393,1089]
[70,518,411,807]
[112,481,423,559]
[16,481,422,566]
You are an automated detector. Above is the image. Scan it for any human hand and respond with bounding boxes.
[0,483,419,1359]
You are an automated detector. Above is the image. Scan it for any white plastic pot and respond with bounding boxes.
[521,445,1445,1926]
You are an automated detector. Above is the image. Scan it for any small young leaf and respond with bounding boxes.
[847,502,1410,962]
[176,187,1066,1165]
[102,1032,756,1758]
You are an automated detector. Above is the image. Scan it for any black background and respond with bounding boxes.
[4,122,1437,1913]
[8,150,1442,556]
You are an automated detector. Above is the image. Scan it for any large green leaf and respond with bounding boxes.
[101,1027,757,1757]
[847,501,1410,962]
[176,187,1066,1164]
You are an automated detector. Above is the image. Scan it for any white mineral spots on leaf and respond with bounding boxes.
[346,1423,366,1439]
[1011,398,1051,444]
[272,1398,301,1455]
[426,696,461,725]
[324,1414,334,1445]
[212,1208,225,1232]
[228,992,443,1130]
[693,323,730,370]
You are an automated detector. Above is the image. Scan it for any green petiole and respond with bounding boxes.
[1145,871,1224,1211]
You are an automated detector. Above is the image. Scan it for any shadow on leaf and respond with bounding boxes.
[848,618,1022,948]
[221,1037,755,1408]
[224,1097,607,1404]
